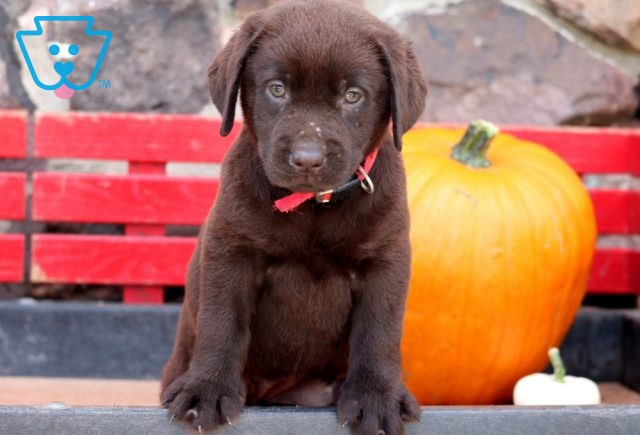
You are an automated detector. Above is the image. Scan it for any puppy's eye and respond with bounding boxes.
[268,82,286,98]
[344,88,363,104]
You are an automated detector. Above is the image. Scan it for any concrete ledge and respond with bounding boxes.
[0,300,180,379]
[0,301,638,388]
[558,306,625,381]
[623,311,640,392]
[1,405,640,435]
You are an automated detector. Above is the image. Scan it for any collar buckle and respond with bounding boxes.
[314,189,334,203]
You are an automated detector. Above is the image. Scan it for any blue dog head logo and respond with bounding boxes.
[16,16,111,99]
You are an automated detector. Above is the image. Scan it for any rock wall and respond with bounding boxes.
[400,0,638,125]
[537,0,640,51]
[0,0,638,124]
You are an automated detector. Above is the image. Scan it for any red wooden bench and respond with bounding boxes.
[0,110,638,303]
[0,111,27,283]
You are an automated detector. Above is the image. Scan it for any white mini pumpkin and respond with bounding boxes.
[513,348,601,406]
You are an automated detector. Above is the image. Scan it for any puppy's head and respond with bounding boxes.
[208,0,427,192]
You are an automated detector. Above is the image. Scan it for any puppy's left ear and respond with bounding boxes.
[208,12,265,136]
[377,32,427,151]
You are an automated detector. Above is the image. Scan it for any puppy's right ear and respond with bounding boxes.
[208,13,264,136]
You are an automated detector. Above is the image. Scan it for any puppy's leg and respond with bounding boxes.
[161,238,258,431]
[337,239,421,435]
[160,307,195,395]
[161,243,202,394]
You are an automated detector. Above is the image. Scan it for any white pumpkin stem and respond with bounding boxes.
[549,347,566,383]
[450,120,500,168]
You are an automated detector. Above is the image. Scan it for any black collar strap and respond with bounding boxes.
[314,165,375,205]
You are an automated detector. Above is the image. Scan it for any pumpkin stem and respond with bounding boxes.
[450,120,499,168]
[549,347,567,383]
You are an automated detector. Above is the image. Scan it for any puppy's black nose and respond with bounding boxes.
[289,143,326,171]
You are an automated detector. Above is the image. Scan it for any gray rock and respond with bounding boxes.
[540,0,640,52]
[395,0,639,125]
[0,0,32,17]
[0,1,34,109]
[0,53,17,108]
[232,0,279,15]
[232,0,363,16]
[47,0,221,113]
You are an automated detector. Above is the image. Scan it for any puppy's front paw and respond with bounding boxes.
[337,381,421,435]
[161,372,246,431]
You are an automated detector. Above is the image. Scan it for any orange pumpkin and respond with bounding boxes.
[401,121,597,405]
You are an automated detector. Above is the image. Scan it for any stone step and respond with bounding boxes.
[1,404,640,435]
[0,301,638,390]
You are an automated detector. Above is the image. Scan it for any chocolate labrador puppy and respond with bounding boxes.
[161,0,427,433]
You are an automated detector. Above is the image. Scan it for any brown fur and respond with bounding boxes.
[161,1,427,433]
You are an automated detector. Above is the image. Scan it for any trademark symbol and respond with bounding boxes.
[98,79,111,89]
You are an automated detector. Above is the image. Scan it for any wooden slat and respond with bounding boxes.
[31,235,196,286]
[0,173,26,220]
[589,190,632,235]
[123,287,164,304]
[0,111,27,158]
[29,234,637,294]
[32,115,640,172]
[34,113,239,163]
[33,173,632,235]
[122,160,168,304]
[33,173,217,225]
[502,126,634,174]
[0,235,24,282]
[588,249,634,294]
[632,251,640,292]
[630,191,640,234]
[630,136,640,177]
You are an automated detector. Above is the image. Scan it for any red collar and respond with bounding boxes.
[273,148,379,213]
